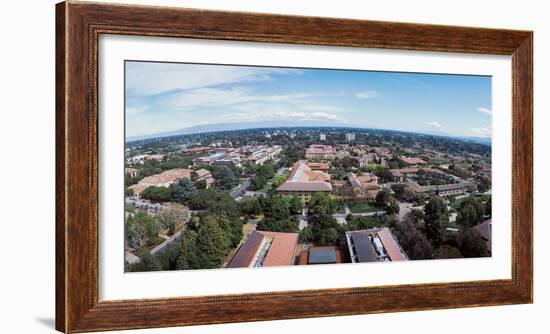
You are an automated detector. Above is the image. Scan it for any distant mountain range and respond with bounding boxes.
[126,121,491,146]
[126,120,350,141]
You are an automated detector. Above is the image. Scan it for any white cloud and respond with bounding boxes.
[126,106,148,115]
[427,121,442,128]
[126,62,300,96]
[478,107,492,115]
[216,103,348,124]
[470,126,492,137]
[162,87,313,110]
[355,90,381,99]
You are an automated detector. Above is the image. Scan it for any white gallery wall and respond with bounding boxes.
[0,0,547,333]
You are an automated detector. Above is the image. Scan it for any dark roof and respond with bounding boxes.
[227,231,264,268]
[473,219,492,251]
[308,249,337,264]
[350,232,379,262]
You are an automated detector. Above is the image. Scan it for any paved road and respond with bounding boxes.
[276,167,289,176]
[397,200,423,222]
[299,208,309,230]
[230,178,250,198]
[343,203,351,215]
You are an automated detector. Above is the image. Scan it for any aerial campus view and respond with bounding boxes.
[124,61,492,272]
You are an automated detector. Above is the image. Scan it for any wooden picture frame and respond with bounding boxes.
[56,1,533,332]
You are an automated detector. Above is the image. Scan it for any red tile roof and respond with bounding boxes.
[128,183,148,195]
[305,144,335,154]
[228,230,299,268]
[277,161,332,192]
[262,231,299,266]
[139,168,191,186]
[377,228,408,261]
[125,167,139,174]
[399,156,427,165]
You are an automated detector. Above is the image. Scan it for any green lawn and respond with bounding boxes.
[257,182,273,193]
[450,194,491,210]
[335,202,347,214]
[348,202,384,214]
[257,173,289,193]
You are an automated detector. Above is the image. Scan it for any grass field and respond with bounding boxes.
[348,201,384,214]
[450,194,491,210]
[335,202,347,214]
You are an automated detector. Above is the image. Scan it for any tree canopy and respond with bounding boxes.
[170,177,197,204]
[456,197,486,228]
[423,196,449,247]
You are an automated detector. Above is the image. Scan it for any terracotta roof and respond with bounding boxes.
[307,162,330,170]
[377,228,408,261]
[139,168,191,186]
[228,230,299,268]
[391,168,419,176]
[277,161,332,192]
[183,146,211,153]
[399,156,427,165]
[125,167,139,174]
[347,172,380,198]
[391,167,446,177]
[305,144,335,154]
[128,183,148,194]
[262,231,299,266]
[195,168,212,178]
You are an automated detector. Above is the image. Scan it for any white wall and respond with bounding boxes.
[0,0,547,333]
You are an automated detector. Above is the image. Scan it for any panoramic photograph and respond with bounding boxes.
[123,61,492,272]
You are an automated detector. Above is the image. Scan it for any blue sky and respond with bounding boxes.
[126,61,492,138]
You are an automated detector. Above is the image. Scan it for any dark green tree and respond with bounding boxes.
[140,186,172,202]
[170,177,197,203]
[240,197,262,216]
[271,197,290,221]
[392,219,433,260]
[256,164,275,179]
[250,174,267,191]
[176,229,206,270]
[385,199,400,216]
[375,188,393,206]
[196,215,231,268]
[257,217,299,233]
[309,214,341,246]
[213,166,239,190]
[457,228,489,258]
[289,196,303,215]
[189,188,217,210]
[308,192,338,216]
[194,179,208,190]
[299,225,313,243]
[434,245,463,259]
[456,197,486,228]
[423,196,448,247]
[126,253,162,272]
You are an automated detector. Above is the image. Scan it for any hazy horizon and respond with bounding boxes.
[126,61,492,139]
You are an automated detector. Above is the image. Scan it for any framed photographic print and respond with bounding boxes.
[56,1,532,332]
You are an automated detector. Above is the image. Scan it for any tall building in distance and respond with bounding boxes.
[319,133,326,141]
[346,133,356,142]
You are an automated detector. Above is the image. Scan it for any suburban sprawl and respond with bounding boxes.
[124,127,492,272]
